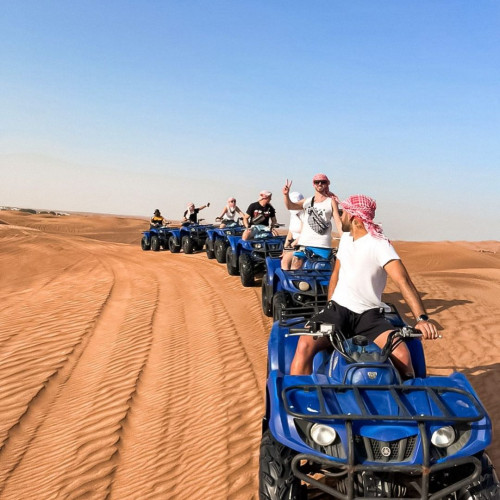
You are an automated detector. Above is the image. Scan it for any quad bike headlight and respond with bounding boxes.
[253,243,263,249]
[310,424,337,446]
[431,426,456,448]
[292,280,311,291]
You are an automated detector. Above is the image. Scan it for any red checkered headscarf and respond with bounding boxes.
[312,173,339,203]
[339,195,387,240]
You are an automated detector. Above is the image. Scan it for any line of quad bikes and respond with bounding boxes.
[142,221,499,499]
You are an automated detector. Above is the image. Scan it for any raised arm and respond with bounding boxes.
[283,179,305,210]
[218,206,228,219]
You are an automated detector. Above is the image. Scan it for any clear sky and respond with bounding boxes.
[1,1,499,241]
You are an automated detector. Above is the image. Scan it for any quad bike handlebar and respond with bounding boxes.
[287,324,425,364]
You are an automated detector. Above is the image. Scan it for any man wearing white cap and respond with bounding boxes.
[242,190,278,240]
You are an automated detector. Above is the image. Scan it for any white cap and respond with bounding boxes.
[289,192,304,203]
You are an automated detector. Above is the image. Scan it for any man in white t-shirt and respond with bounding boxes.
[283,174,342,269]
[290,194,439,378]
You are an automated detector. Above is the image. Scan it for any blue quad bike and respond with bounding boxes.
[225,227,286,287]
[260,308,499,499]
[262,248,336,321]
[205,221,245,262]
[166,219,216,254]
[141,224,176,252]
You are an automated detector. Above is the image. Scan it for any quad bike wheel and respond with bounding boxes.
[226,246,239,275]
[151,235,160,251]
[259,429,305,500]
[206,240,215,259]
[214,239,228,263]
[168,236,180,253]
[272,292,288,322]
[459,452,500,499]
[141,236,151,251]
[239,254,254,287]
[261,275,273,317]
[182,236,194,254]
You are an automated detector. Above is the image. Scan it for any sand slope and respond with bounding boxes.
[0,211,498,499]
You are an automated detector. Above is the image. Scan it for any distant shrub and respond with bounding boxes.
[19,208,37,214]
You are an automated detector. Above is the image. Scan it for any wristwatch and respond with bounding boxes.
[416,314,429,322]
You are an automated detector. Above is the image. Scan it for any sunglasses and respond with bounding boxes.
[338,208,344,217]
[229,199,236,203]
[314,180,328,185]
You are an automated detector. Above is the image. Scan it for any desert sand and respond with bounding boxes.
[0,210,498,499]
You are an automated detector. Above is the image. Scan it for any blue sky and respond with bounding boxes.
[1,1,499,240]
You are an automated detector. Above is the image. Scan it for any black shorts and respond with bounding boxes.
[312,301,394,342]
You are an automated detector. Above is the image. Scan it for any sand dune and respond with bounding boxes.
[0,210,498,499]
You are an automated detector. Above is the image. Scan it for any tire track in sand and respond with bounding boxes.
[1,236,273,500]
[0,245,158,499]
[108,253,268,500]
[0,252,114,495]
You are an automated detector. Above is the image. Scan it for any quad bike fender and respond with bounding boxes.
[169,229,181,244]
[268,321,298,374]
[406,338,427,378]
[266,372,316,455]
[205,229,216,241]
[265,256,281,279]
[226,235,241,256]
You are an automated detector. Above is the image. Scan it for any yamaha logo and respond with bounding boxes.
[381,446,391,457]
[367,371,377,379]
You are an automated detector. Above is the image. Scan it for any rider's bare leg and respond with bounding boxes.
[290,336,331,375]
[290,256,304,270]
[374,330,415,379]
[281,251,294,270]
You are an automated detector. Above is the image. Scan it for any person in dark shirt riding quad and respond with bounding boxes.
[242,190,278,240]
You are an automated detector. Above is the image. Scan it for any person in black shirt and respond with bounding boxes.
[183,202,210,225]
[242,190,278,240]
[150,209,165,229]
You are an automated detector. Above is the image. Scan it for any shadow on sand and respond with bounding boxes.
[383,291,472,331]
